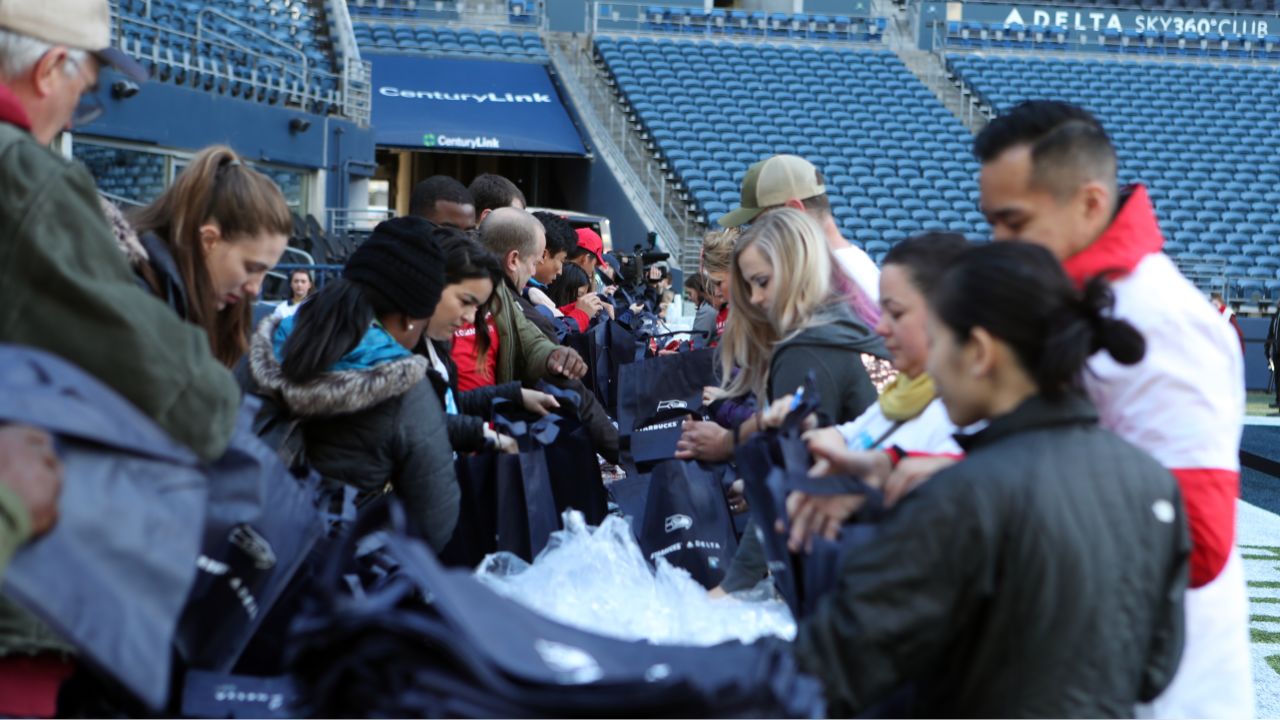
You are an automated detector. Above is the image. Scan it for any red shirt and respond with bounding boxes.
[713,305,729,347]
[451,314,499,391]
[560,303,591,333]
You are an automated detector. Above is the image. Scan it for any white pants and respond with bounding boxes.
[1138,546,1255,719]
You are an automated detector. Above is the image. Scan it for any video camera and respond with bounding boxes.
[614,231,670,295]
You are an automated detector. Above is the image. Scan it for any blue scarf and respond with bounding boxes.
[273,314,412,372]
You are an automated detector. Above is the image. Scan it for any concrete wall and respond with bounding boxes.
[79,69,376,213]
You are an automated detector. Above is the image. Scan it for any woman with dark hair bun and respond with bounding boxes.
[794,242,1190,718]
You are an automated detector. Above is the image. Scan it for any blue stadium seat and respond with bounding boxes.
[952,54,1280,278]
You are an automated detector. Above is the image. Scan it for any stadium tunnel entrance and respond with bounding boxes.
[374,149,589,218]
[366,52,593,216]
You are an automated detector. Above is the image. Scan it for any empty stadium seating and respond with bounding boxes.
[950,54,1280,299]
[353,21,548,59]
[597,37,986,257]
[74,144,168,206]
[113,0,346,114]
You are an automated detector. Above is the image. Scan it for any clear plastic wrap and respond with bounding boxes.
[475,511,795,646]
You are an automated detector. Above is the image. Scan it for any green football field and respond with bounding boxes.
[1240,501,1280,717]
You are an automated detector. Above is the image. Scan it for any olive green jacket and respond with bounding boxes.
[492,281,557,386]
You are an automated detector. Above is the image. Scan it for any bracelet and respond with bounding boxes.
[884,445,907,468]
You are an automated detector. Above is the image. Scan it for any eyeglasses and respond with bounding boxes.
[65,56,105,127]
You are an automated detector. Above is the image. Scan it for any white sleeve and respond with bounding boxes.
[836,246,881,303]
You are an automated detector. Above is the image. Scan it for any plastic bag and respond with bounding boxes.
[476,511,795,646]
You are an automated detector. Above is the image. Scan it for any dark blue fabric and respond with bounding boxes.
[616,348,716,442]
[564,319,641,418]
[0,345,208,711]
[735,372,884,619]
[630,407,701,466]
[529,384,609,525]
[287,507,826,718]
[440,404,561,566]
[637,459,738,589]
[368,54,586,156]
[174,398,329,673]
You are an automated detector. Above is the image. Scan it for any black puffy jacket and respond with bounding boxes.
[794,393,1189,718]
[249,316,459,551]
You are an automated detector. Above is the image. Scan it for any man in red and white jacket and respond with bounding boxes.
[974,101,1252,718]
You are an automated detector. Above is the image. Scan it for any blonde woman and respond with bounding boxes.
[677,208,887,462]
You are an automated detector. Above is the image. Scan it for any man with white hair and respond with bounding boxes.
[0,0,241,462]
[0,2,242,713]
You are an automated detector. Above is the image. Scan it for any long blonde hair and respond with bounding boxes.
[715,208,839,403]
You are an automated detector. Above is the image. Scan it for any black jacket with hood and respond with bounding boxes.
[795,394,1189,718]
[249,316,459,551]
[767,302,886,426]
[721,302,887,592]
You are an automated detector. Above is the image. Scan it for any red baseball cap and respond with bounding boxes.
[575,227,606,264]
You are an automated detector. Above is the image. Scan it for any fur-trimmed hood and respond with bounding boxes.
[250,314,429,418]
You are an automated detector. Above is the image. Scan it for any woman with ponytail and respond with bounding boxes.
[131,145,292,368]
[249,217,459,551]
[792,242,1190,717]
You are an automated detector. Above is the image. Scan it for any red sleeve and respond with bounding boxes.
[559,304,590,333]
[1170,467,1238,588]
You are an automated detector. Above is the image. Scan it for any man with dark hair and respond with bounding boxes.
[529,211,573,307]
[408,175,476,230]
[972,99,1251,716]
[468,173,526,224]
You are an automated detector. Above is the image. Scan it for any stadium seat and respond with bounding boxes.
[950,53,1280,280]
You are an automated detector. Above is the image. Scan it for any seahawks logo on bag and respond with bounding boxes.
[656,399,688,411]
[665,514,693,533]
[229,525,277,570]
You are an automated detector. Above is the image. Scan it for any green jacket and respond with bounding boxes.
[493,281,557,386]
[0,485,30,579]
[0,124,240,462]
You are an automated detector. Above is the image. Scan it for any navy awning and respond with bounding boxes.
[368,54,586,156]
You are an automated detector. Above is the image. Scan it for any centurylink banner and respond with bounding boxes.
[368,54,587,156]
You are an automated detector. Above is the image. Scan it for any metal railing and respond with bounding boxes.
[326,207,395,236]
[347,0,547,30]
[589,0,883,44]
[109,1,372,126]
[555,35,702,276]
[98,190,147,208]
[930,24,989,128]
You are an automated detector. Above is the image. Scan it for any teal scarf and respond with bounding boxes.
[273,315,411,372]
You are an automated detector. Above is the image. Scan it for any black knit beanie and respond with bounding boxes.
[344,216,446,318]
